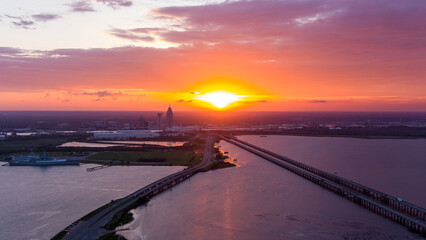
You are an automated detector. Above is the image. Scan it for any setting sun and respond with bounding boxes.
[195,91,245,109]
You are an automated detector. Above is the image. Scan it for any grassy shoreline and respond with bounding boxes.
[217,127,426,139]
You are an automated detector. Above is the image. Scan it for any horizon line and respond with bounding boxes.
[1,110,426,113]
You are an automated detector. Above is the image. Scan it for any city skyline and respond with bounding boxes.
[1,2,425,239]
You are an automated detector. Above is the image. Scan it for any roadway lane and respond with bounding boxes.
[221,135,426,235]
[63,136,213,240]
[226,135,426,220]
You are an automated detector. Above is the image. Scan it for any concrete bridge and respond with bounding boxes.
[62,136,213,240]
[221,135,426,236]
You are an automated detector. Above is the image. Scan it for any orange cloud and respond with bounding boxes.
[1,0,425,111]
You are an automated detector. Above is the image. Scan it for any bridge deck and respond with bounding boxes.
[221,135,426,236]
[62,137,213,240]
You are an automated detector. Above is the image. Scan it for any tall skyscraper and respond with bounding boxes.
[157,112,162,129]
[166,105,173,128]
[138,115,146,128]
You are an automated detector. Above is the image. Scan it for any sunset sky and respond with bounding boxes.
[1,0,425,111]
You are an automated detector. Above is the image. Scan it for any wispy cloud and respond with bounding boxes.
[82,90,124,97]
[96,0,133,9]
[0,47,23,56]
[5,15,35,29]
[3,13,61,29]
[12,20,34,28]
[82,91,124,97]
[70,90,125,98]
[109,28,155,42]
[68,1,95,12]
[66,89,147,100]
[308,100,327,104]
[32,14,62,22]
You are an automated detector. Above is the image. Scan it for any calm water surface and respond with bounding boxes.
[59,141,186,147]
[0,164,184,240]
[99,141,187,147]
[121,136,425,240]
[239,135,426,206]
[58,142,122,147]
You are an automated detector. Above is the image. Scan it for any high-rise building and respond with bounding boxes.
[138,115,146,128]
[157,112,162,129]
[166,105,173,128]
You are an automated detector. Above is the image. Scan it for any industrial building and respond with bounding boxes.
[92,130,161,139]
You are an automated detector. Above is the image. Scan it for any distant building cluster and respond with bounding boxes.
[1,109,426,140]
[89,106,202,139]
[93,130,161,139]
[153,105,173,129]
[0,105,185,140]
[78,106,175,131]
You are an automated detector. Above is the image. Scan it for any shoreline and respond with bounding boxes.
[1,133,424,163]
[52,135,234,240]
[235,133,426,139]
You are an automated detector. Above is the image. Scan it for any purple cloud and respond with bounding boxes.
[81,90,124,97]
[109,28,155,42]
[131,28,162,34]
[96,0,132,9]
[1,0,425,107]
[308,100,327,104]
[12,20,34,28]
[68,1,95,12]
[32,14,61,22]
[6,15,35,29]
[0,47,22,55]
[155,0,426,53]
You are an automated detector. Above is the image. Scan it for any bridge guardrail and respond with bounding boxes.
[224,135,426,221]
[222,137,426,235]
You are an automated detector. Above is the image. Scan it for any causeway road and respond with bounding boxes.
[63,136,213,240]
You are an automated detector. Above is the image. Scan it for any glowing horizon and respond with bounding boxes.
[195,91,246,109]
